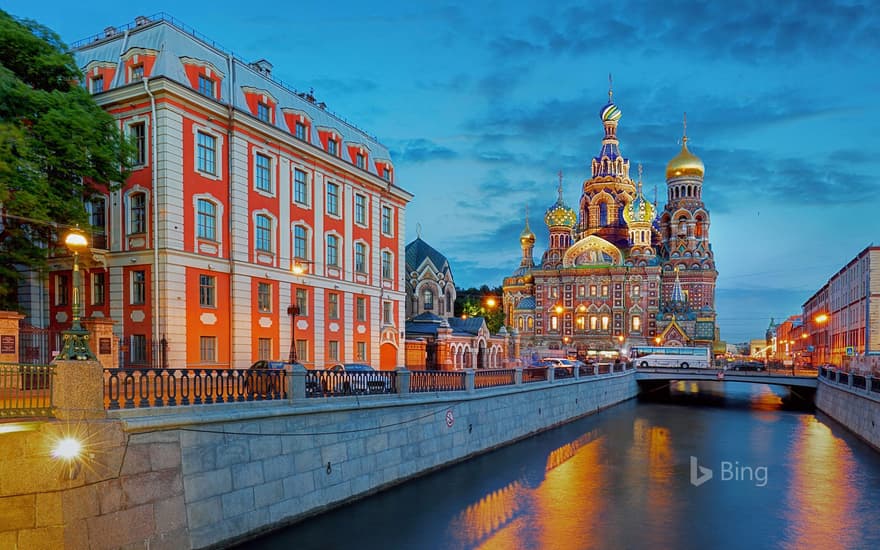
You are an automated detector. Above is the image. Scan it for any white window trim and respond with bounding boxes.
[130,269,147,306]
[380,247,395,280]
[251,209,278,258]
[124,114,151,169]
[325,180,342,219]
[192,193,225,255]
[251,146,276,197]
[325,230,343,268]
[290,220,313,263]
[192,124,224,181]
[123,185,150,237]
[381,205,394,237]
[292,164,312,209]
[353,239,370,275]
[354,193,369,227]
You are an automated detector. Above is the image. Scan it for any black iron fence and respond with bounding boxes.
[523,366,548,383]
[104,368,286,409]
[305,369,397,397]
[410,371,466,393]
[0,363,54,418]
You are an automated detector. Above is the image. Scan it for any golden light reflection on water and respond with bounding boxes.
[782,416,859,550]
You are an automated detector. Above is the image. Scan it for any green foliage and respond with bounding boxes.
[0,10,131,309]
[454,285,506,334]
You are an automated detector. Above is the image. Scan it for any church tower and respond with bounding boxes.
[541,173,577,269]
[622,164,657,265]
[518,209,536,273]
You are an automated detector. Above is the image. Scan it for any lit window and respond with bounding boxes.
[327,235,339,266]
[328,293,339,320]
[257,282,271,313]
[200,336,216,362]
[197,132,217,175]
[130,193,146,234]
[130,64,144,82]
[91,75,103,93]
[199,274,216,307]
[255,215,272,252]
[423,289,434,310]
[293,225,308,259]
[356,342,366,361]
[257,102,271,122]
[255,153,272,193]
[197,199,216,240]
[198,75,215,97]
[355,242,367,273]
[590,285,597,296]
[631,316,641,332]
[381,206,393,235]
[590,316,598,330]
[294,168,309,205]
[326,183,340,216]
[356,297,366,322]
[381,251,393,279]
[527,317,534,329]
[355,194,366,225]
[328,340,339,361]
[295,288,308,316]
[258,338,272,361]
[356,152,365,168]
[295,122,306,140]
[632,284,641,297]
[550,316,558,330]
[601,285,609,296]
[131,270,146,305]
[130,122,146,166]
[91,272,105,305]
[518,318,524,330]
[601,315,610,330]
[576,316,585,330]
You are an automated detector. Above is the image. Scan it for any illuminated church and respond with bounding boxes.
[502,89,717,355]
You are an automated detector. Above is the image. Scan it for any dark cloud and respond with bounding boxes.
[390,139,459,163]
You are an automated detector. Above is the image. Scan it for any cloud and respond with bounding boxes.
[389,138,459,163]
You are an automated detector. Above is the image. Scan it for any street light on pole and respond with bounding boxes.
[289,259,314,365]
[57,227,97,361]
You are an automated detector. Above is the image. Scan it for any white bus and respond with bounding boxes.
[629,346,712,369]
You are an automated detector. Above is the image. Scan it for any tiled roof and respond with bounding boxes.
[405,238,449,273]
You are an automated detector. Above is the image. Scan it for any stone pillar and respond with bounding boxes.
[82,317,118,369]
[514,367,523,385]
[288,363,307,401]
[396,366,411,394]
[574,362,580,379]
[465,369,475,393]
[548,366,555,383]
[0,311,24,363]
[51,359,105,420]
[866,376,873,395]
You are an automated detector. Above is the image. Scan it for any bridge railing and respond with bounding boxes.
[819,366,880,397]
[474,369,516,389]
[410,371,466,393]
[0,363,55,418]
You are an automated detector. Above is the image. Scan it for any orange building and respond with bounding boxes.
[38,15,411,370]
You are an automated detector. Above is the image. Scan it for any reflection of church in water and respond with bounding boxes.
[502,88,718,353]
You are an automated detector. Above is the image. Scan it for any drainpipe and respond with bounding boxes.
[226,52,236,367]
[143,77,160,364]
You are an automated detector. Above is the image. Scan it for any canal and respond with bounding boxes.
[240,382,880,549]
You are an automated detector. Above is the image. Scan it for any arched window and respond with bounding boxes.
[255,215,272,252]
[631,316,641,332]
[518,317,524,330]
[197,199,216,240]
[601,315,610,331]
[326,234,339,266]
[423,289,434,310]
[599,203,608,226]
[293,225,309,259]
[527,317,534,329]
[695,216,704,238]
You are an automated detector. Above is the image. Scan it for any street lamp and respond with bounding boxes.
[814,312,830,366]
[57,227,97,361]
[287,304,300,364]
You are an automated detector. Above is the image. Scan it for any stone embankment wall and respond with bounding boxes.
[816,375,880,451]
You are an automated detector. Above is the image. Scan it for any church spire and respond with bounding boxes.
[671,266,686,303]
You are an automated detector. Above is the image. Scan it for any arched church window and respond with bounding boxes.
[599,203,608,226]
[631,316,641,332]
[518,317,524,330]
[695,217,704,238]
[423,289,434,310]
[527,317,534,329]
[678,217,687,235]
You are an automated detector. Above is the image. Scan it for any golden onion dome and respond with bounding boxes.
[623,191,655,225]
[665,140,704,180]
[544,200,577,229]
[520,222,535,245]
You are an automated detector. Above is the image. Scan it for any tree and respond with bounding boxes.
[454,285,506,334]
[0,10,131,310]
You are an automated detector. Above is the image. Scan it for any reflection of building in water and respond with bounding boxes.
[544,428,603,472]
[503,86,718,357]
[449,481,526,548]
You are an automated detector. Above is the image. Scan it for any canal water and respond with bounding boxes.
[241,383,880,549]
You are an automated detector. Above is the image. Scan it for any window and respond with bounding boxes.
[257,282,271,313]
[518,318,524,330]
[327,138,338,156]
[130,192,146,234]
[354,194,366,225]
[127,122,146,166]
[328,340,339,361]
[381,251,393,279]
[381,206,393,235]
[295,122,306,140]
[131,334,147,364]
[257,102,271,123]
[632,284,641,297]
[200,336,216,362]
[296,340,308,362]
[423,289,434,310]
[590,285,597,297]
[294,169,309,205]
[131,270,146,305]
[130,64,144,82]
[601,285,609,296]
[527,317,534,329]
[550,316,558,330]
[293,225,308,259]
[578,286,585,297]
[576,316,585,330]
[199,274,216,307]
[91,75,103,93]
[355,152,365,169]
[198,74,215,97]
[356,297,366,322]
[90,198,106,248]
[296,288,308,316]
[601,315,610,331]
[258,338,272,361]
[590,316,598,330]
[327,235,339,266]
[197,132,217,175]
[255,153,272,193]
[255,215,272,252]
[631,316,641,332]
[356,342,366,361]
[354,242,367,273]
[55,275,69,306]
[383,301,393,325]
[91,272,105,305]
[197,199,217,240]
[383,167,391,181]
[326,183,340,216]
[328,293,339,320]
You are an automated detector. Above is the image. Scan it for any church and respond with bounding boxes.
[502,89,718,358]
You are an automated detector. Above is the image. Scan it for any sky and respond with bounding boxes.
[7,0,879,342]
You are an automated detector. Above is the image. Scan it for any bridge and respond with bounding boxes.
[635,367,818,389]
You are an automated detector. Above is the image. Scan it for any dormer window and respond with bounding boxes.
[383,167,391,181]
[198,75,215,98]
[295,122,306,140]
[327,139,338,156]
[356,152,365,169]
[131,64,144,82]
[91,75,104,93]
[257,102,271,123]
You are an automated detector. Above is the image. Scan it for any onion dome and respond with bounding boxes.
[623,178,655,225]
[544,176,577,229]
[520,212,536,245]
[666,113,704,179]
[600,101,622,123]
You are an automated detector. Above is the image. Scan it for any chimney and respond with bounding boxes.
[135,16,150,26]
[104,26,117,38]
[250,59,273,76]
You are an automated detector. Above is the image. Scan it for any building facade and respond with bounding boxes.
[503,91,718,357]
[30,16,412,370]
[800,246,880,366]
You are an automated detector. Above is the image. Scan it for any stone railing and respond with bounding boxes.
[819,366,880,397]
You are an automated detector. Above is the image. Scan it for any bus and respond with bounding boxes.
[629,346,712,369]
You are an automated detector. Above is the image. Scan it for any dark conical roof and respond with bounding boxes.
[405,237,449,272]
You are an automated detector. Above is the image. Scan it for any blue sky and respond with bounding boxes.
[9,0,879,342]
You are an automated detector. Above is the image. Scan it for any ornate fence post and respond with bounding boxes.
[396,366,411,395]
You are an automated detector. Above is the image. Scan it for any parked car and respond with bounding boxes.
[244,360,288,396]
[317,363,394,395]
[730,361,765,372]
[537,358,581,378]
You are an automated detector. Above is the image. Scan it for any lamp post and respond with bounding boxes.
[287,304,300,364]
[814,313,830,366]
[57,227,97,361]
